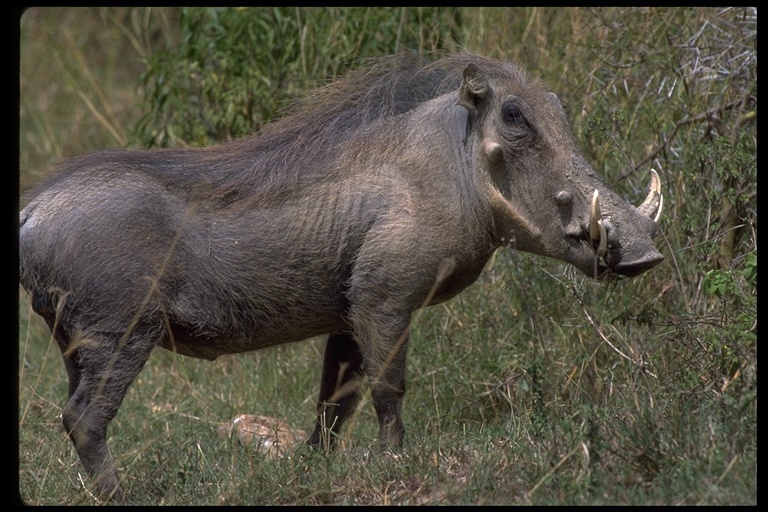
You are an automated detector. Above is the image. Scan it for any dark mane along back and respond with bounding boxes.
[248,52,530,165]
[47,53,531,206]
[230,52,531,196]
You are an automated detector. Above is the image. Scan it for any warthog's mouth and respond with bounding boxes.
[583,241,665,280]
[583,169,664,279]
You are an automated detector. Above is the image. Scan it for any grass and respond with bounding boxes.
[18,257,755,504]
[17,7,755,505]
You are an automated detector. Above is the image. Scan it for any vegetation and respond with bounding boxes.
[133,7,461,147]
[18,7,755,505]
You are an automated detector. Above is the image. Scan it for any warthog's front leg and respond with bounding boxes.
[341,232,435,449]
[349,306,412,449]
[368,344,408,448]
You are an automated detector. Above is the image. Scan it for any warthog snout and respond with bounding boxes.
[584,169,664,278]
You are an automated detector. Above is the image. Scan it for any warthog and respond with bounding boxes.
[19,53,663,502]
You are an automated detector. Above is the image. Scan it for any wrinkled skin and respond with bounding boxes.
[18,54,662,502]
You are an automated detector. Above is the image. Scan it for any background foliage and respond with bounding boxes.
[134,7,462,147]
[18,7,755,505]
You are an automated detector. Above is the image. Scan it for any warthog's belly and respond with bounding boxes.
[161,317,347,360]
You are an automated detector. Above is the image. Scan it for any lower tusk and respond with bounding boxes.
[590,189,601,242]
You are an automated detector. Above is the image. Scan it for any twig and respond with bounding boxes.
[568,282,658,379]
[620,97,755,181]
[525,443,582,499]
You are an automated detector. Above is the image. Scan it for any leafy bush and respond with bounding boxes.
[134,7,461,147]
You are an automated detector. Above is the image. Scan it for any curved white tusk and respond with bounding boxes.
[653,193,664,225]
[637,168,662,219]
[589,189,601,242]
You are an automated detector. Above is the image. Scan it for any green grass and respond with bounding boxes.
[18,7,755,505]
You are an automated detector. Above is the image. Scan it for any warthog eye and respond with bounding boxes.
[500,99,533,140]
[502,100,526,125]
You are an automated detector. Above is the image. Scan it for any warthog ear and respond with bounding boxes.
[545,91,566,114]
[459,63,490,113]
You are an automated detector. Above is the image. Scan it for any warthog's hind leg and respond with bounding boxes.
[56,324,159,503]
[308,332,364,449]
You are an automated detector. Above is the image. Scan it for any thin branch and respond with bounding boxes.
[568,282,658,378]
[620,96,755,180]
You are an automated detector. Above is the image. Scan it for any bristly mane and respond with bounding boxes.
[49,53,530,204]
[243,51,530,167]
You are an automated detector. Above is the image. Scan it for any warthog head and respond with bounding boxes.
[458,61,663,278]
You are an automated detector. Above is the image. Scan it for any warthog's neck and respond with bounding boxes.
[427,250,496,306]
